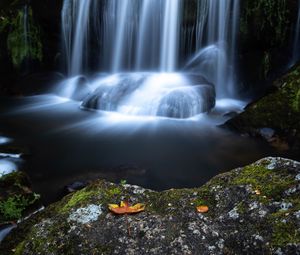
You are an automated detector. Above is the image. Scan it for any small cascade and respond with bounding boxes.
[62,0,92,75]
[184,0,240,98]
[160,0,182,72]
[23,6,30,56]
[135,0,162,71]
[292,1,300,65]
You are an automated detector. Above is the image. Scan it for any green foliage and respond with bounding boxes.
[120,179,127,185]
[292,88,300,112]
[0,196,26,220]
[6,7,42,68]
[0,193,40,221]
[0,16,10,33]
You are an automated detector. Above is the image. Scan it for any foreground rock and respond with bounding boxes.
[226,63,300,155]
[1,157,300,254]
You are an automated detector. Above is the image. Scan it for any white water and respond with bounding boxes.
[62,0,92,75]
[292,1,300,66]
[60,0,242,118]
[160,0,181,72]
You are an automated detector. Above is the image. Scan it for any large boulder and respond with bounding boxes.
[1,157,300,254]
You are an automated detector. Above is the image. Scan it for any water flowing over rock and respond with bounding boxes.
[81,73,215,119]
[61,0,240,98]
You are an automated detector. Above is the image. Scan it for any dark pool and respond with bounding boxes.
[0,95,279,204]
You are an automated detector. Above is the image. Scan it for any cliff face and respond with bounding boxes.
[1,157,300,254]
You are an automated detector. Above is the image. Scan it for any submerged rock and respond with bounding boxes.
[1,157,300,254]
[156,85,215,118]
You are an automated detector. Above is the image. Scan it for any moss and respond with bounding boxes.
[232,164,295,200]
[107,187,122,196]
[229,63,300,137]
[60,189,94,213]
[271,221,300,247]
[6,6,42,68]
[236,201,248,214]
[14,241,26,255]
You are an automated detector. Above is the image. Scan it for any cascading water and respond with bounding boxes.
[160,0,182,72]
[184,0,240,97]
[291,1,300,66]
[59,0,241,119]
[62,0,92,75]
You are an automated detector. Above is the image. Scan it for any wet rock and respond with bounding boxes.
[223,111,238,119]
[1,157,300,254]
[156,85,215,118]
[259,128,275,141]
[226,63,300,156]
[65,181,90,193]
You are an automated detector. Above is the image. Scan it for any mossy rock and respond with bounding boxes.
[0,171,41,223]
[0,1,43,69]
[227,62,300,153]
[1,157,300,254]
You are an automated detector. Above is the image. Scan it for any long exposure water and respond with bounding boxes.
[2,0,299,204]
[0,95,277,204]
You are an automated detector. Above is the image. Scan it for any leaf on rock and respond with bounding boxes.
[196,205,209,213]
[108,201,145,215]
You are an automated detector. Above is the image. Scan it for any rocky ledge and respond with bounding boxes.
[1,157,300,254]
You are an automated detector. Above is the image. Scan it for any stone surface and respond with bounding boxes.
[1,157,300,254]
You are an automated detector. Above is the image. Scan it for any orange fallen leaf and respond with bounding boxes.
[196,205,209,213]
[108,201,145,215]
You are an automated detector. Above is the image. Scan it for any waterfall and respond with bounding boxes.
[184,0,240,98]
[292,1,300,66]
[23,6,30,56]
[60,0,241,118]
[62,0,92,75]
[135,0,161,71]
[160,0,182,72]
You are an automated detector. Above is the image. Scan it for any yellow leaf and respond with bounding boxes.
[108,201,146,215]
[108,204,119,210]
